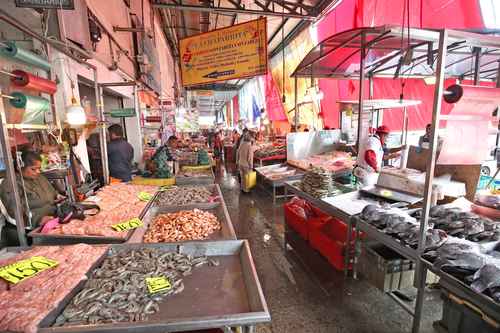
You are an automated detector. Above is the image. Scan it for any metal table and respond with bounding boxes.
[2,240,269,333]
[353,218,429,332]
[284,181,365,275]
[255,165,304,204]
[422,258,500,326]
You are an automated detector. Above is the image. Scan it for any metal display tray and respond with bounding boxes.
[175,168,215,185]
[27,194,157,245]
[255,164,305,187]
[127,192,237,243]
[34,240,270,333]
[150,184,222,210]
[422,258,500,323]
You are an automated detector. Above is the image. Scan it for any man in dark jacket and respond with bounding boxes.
[107,124,134,182]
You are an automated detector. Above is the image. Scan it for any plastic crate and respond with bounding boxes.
[284,202,308,240]
[321,217,357,244]
[309,228,352,271]
[436,290,500,333]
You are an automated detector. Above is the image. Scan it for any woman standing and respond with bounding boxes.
[236,133,254,192]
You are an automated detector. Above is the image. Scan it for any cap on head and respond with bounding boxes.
[376,125,390,135]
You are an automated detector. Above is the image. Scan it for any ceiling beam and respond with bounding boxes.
[152,2,316,20]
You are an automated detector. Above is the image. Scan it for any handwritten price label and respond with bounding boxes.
[0,256,58,284]
[146,276,171,294]
[112,218,143,232]
[138,192,153,202]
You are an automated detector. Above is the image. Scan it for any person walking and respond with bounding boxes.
[236,132,254,192]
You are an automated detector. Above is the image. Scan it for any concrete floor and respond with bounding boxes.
[216,164,442,333]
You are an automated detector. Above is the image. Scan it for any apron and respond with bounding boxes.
[355,135,384,186]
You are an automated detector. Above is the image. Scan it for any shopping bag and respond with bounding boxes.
[244,171,257,191]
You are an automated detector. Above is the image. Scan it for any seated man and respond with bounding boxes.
[0,150,63,230]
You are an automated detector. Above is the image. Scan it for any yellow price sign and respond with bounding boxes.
[112,218,143,232]
[146,277,171,294]
[138,192,153,202]
[380,190,393,197]
[0,256,58,284]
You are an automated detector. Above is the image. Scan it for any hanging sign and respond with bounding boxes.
[179,18,267,87]
[15,0,75,10]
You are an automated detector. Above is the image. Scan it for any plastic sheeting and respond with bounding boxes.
[264,71,287,121]
[238,76,265,125]
[438,85,500,165]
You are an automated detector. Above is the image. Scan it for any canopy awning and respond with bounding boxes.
[292,25,500,82]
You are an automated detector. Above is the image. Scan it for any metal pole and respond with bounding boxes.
[0,90,27,245]
[95,76,109,185]
[473,47,481,85]
[152,3,316,20]
[412,29,449,333]
[356,32,366,153]
[133,84,142,155]
[294,76,298,130]
[496,61,500,88]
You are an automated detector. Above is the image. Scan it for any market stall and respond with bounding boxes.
[253,140,287,167]
[291,25,500,333]
[0,241,270,333]
[128,184,237,243]
[28,183,158,244]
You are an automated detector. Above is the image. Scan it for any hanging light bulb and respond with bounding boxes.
[66,82,86,126]
[66,96,86,125]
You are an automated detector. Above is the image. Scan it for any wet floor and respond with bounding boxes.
[216,163,441,333]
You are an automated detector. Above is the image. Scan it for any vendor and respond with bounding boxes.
[107,124,134,182]
[419,123,443,151]
[0,150,63,230]
[354,125,403,186]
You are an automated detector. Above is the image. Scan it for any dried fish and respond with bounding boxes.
[300,167,332,198]
[54,248,209,327]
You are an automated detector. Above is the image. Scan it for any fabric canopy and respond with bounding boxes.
[314,0,486,131]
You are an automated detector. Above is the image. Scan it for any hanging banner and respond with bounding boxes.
[180,18,267,87]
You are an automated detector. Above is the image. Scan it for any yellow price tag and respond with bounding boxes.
[146,277,171,294]
[138,192,153,202]
[0,256,58,284]
[112,218,143,232]
[380,190,393,197]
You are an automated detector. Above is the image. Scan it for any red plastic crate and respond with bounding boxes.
[284,202,309,240]
[321,218,357,243]
[309,228,353,271]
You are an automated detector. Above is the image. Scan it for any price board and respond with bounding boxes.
[146,277,172,294]
[111,218,143,232]
[137,191,153,202]
[0,256,58,284]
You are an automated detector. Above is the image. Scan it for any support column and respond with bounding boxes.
[0,91,27,245]
[412,29,449,333]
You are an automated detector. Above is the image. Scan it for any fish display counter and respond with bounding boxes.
[28,184,158,245]
[0,241,270,333]
[421,239,500,329]
[128,185,236,243]
[175,167,215,185]
[255,164,305,204]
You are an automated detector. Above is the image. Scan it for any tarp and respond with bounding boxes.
[264,71,287,121]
